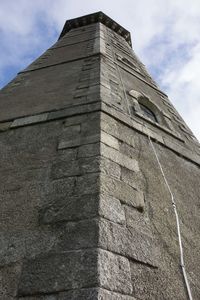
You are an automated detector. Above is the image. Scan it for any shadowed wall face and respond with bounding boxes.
[0,12,200,300]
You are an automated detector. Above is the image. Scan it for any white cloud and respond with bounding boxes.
[0,0,199,140]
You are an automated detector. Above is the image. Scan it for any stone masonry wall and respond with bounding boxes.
[99,111,200,299]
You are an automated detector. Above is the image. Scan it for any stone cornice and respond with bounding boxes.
[59,11,132,46]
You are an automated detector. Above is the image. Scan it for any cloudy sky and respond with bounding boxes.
[0,0,200,140]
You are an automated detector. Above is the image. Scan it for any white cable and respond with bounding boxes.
[147,135,193,300]
[107,28,193,300]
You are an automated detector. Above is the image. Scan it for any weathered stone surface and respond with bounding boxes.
[99,194,126,225]
[80,111,101,135]
[0,182,42,231]
[55,147,78,161]
[62,111,99,130]
[78,142,100,157]
[123,205,153,236]
[98,249,133,294]
[54,219,99,251]
[74,85,99,98]
[50,160,80,179]
[19,296,57,300]
[101,131,119,150]
[101,112,136,147]
[48,102,101,123]
[76,173,100,195]
[42,177,76,206]
[130,261,187,300]
[59,124,81,140]
[18,250,98,296]
[142,125,164,144]
[58,288,136,300]
[101,174,145,210]
[59,288,136,300]
[97,288,136,300]
[78,156,100,174]
[119,141,138,159]
[101,103,144,138]
[19,288,137,300]
[101,143,139,172]
[0,263,22,300]
[100,156,121,179]
[40,194,99,224]
[18,249,132,297]
[0,230,57,267]
[40,193,125,226]
[11,113,48,128]
[121,166,145,190]
[0,121,11,132]
[0,122,61,170]
[99,218,158,266]
[50,156,100,179]
[58,133,100,150]
[58,289,98,300]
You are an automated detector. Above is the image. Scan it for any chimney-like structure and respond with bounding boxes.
[0,12,200,300]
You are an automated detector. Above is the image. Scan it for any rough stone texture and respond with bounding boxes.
[11,113,48,128]
[98,218,158,267]
[18,250,99,296]
[39,194,99,224]
[0,121,11,131]
[98,249,133,294]
[123,205,153,236]
[18,288,137,300]
[99,194,126,224]
[100,142,139,172]
[18,249,132,297]
[0,263,22,300]
[0,11,200,300]
[101,174,145,210]
[130,261,187,300]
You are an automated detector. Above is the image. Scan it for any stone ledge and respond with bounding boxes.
[48,102,101,121]
[19,52,101,74]
[6,102,100,131]
[0,121,12,131]
[11,113,48,128]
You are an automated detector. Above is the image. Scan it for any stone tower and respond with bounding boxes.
[0,11,200,300]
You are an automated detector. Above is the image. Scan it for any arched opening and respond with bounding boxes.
[139,103,158,123]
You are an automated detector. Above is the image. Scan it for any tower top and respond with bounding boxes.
[59,11,132,46]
